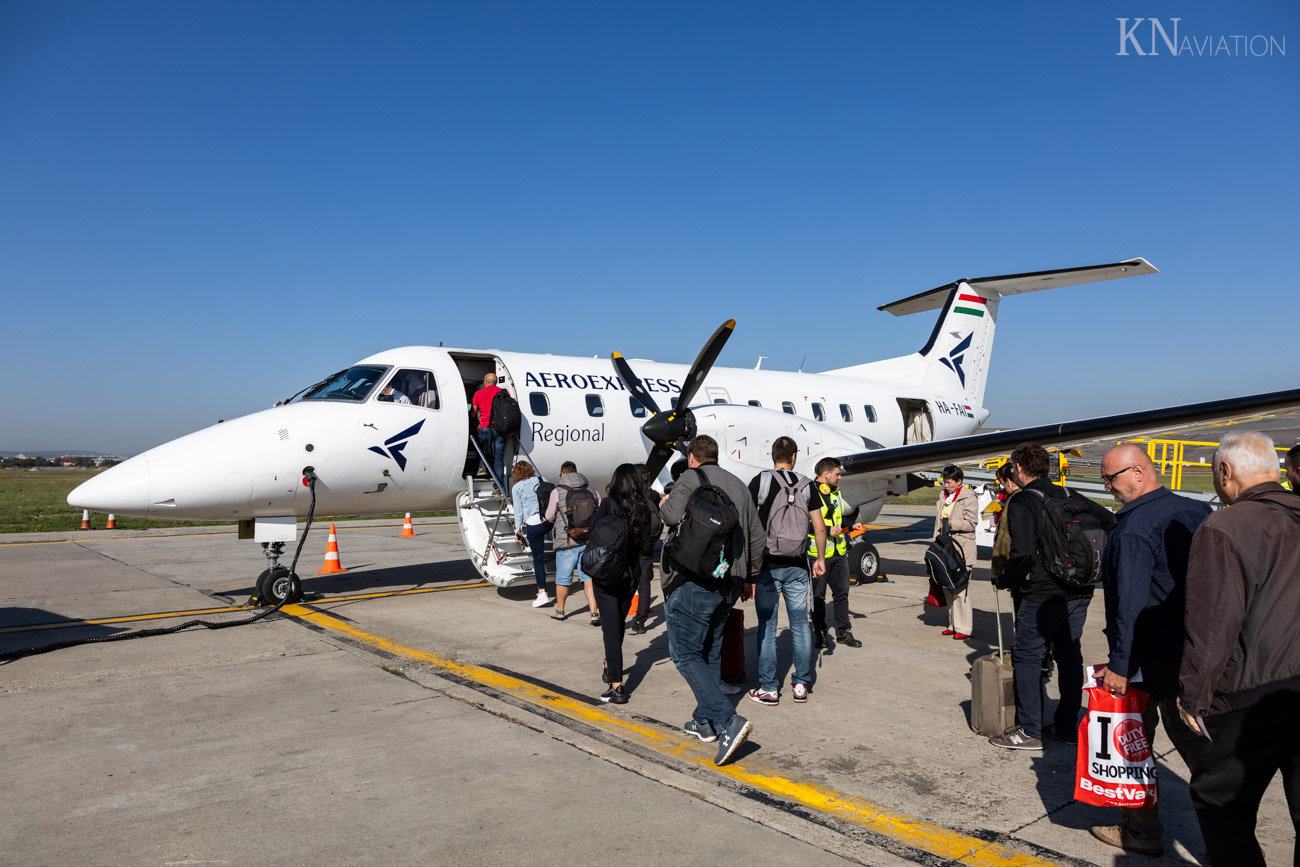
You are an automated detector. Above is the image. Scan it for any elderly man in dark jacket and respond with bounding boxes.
[1088,443,1211,858]
[1179,431,1300,867]
[659,435,766,766]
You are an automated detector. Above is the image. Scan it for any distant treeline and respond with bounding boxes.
[1,457,120,469]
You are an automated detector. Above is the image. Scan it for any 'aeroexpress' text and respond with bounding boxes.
[523,371,682,394]
[532,422,606,447]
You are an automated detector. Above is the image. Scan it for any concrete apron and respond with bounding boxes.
[1,509,1291,865]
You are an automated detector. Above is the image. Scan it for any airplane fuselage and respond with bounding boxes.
[70,345,988,523]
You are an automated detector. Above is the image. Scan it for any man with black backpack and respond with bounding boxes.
[990,442,1114,751]
[659,435,766,765]
[746,436,825,706]
[469,372,514,490]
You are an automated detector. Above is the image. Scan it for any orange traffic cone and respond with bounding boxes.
[316,524,348,573]
[79,509,91,530]
[400,513,417,537]
[106,514,117,530]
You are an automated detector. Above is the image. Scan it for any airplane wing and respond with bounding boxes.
[839,386,1300,477]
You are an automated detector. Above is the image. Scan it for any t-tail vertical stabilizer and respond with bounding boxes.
[823,258,1158,408]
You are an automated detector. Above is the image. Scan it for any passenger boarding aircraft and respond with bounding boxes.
[69,258,1300,601]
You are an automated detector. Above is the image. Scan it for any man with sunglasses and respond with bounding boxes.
[1088,444,1211,858]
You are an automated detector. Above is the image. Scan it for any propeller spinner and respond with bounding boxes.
[611,319,736,480]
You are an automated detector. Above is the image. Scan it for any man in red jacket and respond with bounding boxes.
[1179,430,1300,867]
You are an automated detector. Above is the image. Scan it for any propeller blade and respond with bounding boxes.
[675,319,735,409]
[644,443,678,482]
[610,352,662,416]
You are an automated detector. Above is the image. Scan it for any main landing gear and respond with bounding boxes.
[848,538,887,585]
[253,541,303,606]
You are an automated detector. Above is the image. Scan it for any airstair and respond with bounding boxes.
[454,439,549,588]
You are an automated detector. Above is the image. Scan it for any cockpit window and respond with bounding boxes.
[377,369,439,409]
[302,366,388,402]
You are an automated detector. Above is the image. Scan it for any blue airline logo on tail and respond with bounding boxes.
[369,420,425,471]
[938,333,973,388]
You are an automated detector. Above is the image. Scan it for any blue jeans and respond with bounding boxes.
[754,566,812,692]
[664,579,737,731]
[554,544,589,587]
[1012,594,1090,738]
[476,427,506,490]
[522,522,551,591]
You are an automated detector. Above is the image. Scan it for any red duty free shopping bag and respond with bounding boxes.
[1074,686,1158,808]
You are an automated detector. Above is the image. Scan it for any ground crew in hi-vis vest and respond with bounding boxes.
[808,457,865,649]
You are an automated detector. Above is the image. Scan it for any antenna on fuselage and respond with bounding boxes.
[798,355,806,373]
[755,356,767,370]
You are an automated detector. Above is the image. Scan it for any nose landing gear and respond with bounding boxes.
[252,542,303,606]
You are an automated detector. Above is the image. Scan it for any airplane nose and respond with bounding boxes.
[68,455,152,517]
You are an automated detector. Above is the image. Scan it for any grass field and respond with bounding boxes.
[0,468,454,534]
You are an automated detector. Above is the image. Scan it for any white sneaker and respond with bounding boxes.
[532,591,552,608]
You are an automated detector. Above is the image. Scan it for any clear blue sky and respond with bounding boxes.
[2,1,1295,455]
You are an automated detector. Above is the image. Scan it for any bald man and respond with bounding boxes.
[1089,443,1212,858]
[470,372,508,487]
[1179,431,1300,867]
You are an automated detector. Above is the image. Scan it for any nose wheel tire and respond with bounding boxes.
[848,542,884,585]
[256,567,303,606]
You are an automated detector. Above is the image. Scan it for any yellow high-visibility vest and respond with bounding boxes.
[808,483,847,558]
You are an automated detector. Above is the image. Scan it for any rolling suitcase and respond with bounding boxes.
[971,588,1015,736]
[721,607,745,683]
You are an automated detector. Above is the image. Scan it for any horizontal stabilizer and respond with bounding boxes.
[839,386,1300,478]
[878,258,1158,317]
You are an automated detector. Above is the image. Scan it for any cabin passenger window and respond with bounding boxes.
[586,395,604,417]
[714,398,728,404]
[839,404,852,422]
[748,400,762,407]
[781,401,796,415]
[629,397,646,418]
[379,369,439,409]
[863,405,877,423]
[530,393,550,417]
[812,402,825,422]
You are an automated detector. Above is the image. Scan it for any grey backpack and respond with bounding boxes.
[757,470,813,558]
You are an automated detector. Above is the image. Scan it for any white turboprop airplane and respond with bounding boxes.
[68,258,1300,602]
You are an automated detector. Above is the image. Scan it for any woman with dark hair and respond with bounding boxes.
[934,464,978,640]
[629,463,662,634]
[592,463,654,704]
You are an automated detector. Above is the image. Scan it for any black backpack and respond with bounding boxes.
[490,390,521,436]
[664,468,739,585]
[581,508,631,588]
[535,479,556,515]
[563,487,598,542]
[925,518,970,591]
[1031,488,1109,589]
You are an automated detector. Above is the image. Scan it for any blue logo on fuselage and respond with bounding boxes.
[369,420,424,471]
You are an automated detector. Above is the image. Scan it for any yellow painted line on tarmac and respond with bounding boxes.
[0,581,490,635]
[287,606,1059,867]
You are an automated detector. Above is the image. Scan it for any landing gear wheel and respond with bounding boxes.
[258,567,302,606]
[848,542,883,585]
